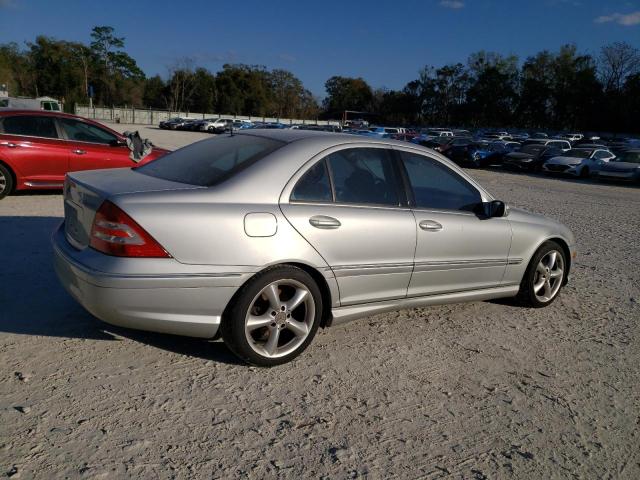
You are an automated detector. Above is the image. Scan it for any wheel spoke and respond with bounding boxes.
[263,284,281,310]
[246,314,273,331]
[286,318,309,337]
[543,280,552,298]
[550,268,563,279]
[547,251,557,268]
[263,327,280,355]
[533,278,545,293]
[536,263,546,275]
[286,288,308,311]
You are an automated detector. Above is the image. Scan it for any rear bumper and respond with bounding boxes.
[52,224,251,338]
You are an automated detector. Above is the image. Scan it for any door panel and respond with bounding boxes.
[397,149,512,296]
[0,134,69,186]
[281,204,416,305]
[59,117,134,172]
[68,142,132,172]
[410,210,512,296]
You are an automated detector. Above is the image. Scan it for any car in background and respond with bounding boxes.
[0,110,169,199]
[502,145,563,172]
[591,149,640,183]
[523,138,572,152]
[53,130,576,366]
[203,118,234,133]
[542,148,615,177]
[168,118,199,130]
[359,127,400,138]
[444,140,494,168]
[485,140,521,164]
[159,117,187,129]
[558,133,583,143]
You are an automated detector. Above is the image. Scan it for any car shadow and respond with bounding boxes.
[0,215,242,365]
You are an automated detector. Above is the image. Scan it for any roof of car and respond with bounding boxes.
[0,109,82,119]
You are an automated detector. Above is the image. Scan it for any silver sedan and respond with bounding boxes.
[53,130,576,366]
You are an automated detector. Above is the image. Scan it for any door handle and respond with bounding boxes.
[419,220,443,231]
[73,149,86,155]
[1,142,18,148]
[309,215,341,229]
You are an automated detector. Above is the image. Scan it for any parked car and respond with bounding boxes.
[502,145,563,172]
[542,148,616,177]
[591,149,640,183]
[53,130,575,366]
[523,138,572,152]
[168,118,198,130]
[443,140,494,168]
[0,110,169,199]
[203,118,234,133]
[159,117,186,129]
[558,133,583,143]
[485,141,521,164]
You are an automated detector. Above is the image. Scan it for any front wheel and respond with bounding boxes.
[517,241,567,308]
[221,266,322,366]
[0,163,14,200]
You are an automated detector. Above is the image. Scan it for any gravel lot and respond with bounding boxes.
[1,124,639,479]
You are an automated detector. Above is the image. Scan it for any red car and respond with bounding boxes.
[0,110,169,199]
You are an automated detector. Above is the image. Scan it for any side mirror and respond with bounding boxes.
[485,200,508,218]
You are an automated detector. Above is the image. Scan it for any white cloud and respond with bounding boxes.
[594,11,640,26]
[439,0,465,9]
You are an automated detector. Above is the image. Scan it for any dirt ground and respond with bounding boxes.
[1,125,639,479]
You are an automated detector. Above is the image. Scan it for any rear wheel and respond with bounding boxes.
[517,241,566,308]
[0,164,14,200]
[221,265,322,366]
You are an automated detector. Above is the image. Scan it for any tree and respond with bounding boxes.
[599,42,640,92]
[89,26,144,104]
[323,76,373,114]
[465,52,519,127]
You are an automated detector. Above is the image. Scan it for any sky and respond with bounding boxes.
[1,0,639,96]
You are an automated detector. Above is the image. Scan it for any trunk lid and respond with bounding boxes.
[63,167,202,250]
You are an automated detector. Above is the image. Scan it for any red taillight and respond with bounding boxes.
[90,201,170,258]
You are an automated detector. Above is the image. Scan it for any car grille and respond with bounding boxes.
[546,164,569,172]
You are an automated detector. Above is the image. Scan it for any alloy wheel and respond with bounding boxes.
[244,279,315,358]
[533,250,564,302]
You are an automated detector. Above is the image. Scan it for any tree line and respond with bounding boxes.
[0,26,638,133]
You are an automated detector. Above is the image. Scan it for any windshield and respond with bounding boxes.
[566,149,593,158]
[615,151,640,164]
[136,134,285,186]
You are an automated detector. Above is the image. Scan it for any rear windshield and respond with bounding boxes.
[136,134,285,186]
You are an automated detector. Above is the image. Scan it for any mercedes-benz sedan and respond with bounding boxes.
[53,130,576,366]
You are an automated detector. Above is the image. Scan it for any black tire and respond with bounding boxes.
[516,241,567,308]
[221,265,322,367]
[0,163,14,200]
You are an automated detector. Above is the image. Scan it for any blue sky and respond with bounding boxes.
[1,0,639,96]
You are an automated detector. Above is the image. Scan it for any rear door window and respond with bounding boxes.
[326,148,400,206]
[1,115,59,138]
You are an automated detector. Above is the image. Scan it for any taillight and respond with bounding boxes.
[90,201,170,258]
